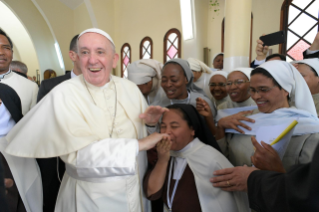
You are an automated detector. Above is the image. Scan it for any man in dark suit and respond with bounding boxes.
[36,34,81,212]
[0,157,9,212]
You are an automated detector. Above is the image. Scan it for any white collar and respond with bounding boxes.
[0,69,11,80]
[0,103,16,137]
[71,70,77,79]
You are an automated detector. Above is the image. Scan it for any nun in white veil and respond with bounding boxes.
[211,52,224,71]
[216,60,319,171]
[187,58,213,99]
[127,59,168,106]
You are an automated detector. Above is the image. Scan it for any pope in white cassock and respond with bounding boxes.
[4,28,169,212]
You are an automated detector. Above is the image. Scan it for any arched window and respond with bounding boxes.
[121,43,131,78]
[163,28,181,63]
[222,13,253,62]
[280,0,319,61]
[140,37,153,59]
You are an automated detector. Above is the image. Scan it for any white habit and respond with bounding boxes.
[0,70,38,115]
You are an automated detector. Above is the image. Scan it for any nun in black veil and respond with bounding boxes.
[0,83,42,212]
[144,104,249,212]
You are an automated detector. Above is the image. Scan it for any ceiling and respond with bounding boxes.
[58,0,84,10]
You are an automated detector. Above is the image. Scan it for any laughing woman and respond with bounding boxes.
[217,68,255,110]
[159,59,217,118]
[144,104,249,212]
[216,61,319,171]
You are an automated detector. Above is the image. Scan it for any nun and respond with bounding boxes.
[292,58,319,115]
[160,58,217,118]
[0,83,42,212]
[218,68,255,110]
[216,61,319,171]
[209,71,230,108]
[127,59,168,106]
[187,58,213,99]
[211,52,224,71]
[144,104,248,212]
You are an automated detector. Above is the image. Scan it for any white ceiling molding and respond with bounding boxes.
[30,0,65,70]
[58,0,84,10]
[84,0,98,28]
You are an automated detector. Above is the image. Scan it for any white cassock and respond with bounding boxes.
[5,75,151,212]
[0,137,43,212]
[0,70,38,115]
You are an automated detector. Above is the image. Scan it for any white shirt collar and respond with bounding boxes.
[0,69,11,80]
[71,70,77,79]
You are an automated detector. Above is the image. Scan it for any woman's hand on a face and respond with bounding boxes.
[156,138,172,162]
[196,97,213,118]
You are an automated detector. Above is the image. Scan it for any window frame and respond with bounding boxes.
[140,36,153,59]
[280,0,319,60]
[163,28,182,63]
[121,43,131,78]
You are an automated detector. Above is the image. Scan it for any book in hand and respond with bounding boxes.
[255,119,298,159]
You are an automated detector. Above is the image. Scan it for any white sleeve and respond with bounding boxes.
[61,138,139,178]
[253,58,266,66]
[306,49,319,55]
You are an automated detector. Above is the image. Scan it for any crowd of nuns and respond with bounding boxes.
[2,35,319,212]
[126,35,319,211]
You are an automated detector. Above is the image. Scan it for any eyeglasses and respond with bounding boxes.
[250,86,277,94]
[209,82,226,87]
[226,80,249,87]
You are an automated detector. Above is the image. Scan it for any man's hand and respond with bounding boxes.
[210,166,258,192]
[218,110,255,134]
[309,31,319,51]
[196,97,213,118]
[5,178,14,194]
[139,106,168,126]
[251,136,286,173]
[138,133,170,151]
[256,35,269,61]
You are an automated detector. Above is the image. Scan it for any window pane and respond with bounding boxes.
[143,54,151,59]
[143,48,146,55]
[287,39,311,60]
[174,38,179,49]
[167,40,172,50]
[146,46,151,53]
[286,56,293,63]
[305,0,319,18]
[127,50,130,58]
[166,56,171,61]
[168,33,177,42]
[124,46,128,52]
[288,5,301,24]
[123,56,130,66]
[144,40,150,47]
[167,45,178,59]
[123,70,128,78]
[287,31,300,50]
[292,0,312,9]
[289,13,317,36]
[304,26,318,43]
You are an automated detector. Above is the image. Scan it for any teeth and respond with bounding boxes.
[89,68,101,72]
[257,101,266,104]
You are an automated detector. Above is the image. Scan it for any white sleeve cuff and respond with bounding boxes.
[306,49,319,55]
[75,138,138,178]
[254,59,266,66]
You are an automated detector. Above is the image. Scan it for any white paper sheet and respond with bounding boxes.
[255,119,297,159]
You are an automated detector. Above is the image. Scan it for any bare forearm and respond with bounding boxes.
[205,116,216,135]
[215,125,225,140]
[147,158,169,197]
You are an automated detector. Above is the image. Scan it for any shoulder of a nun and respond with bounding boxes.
[192,141,230,165]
